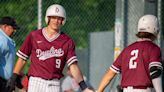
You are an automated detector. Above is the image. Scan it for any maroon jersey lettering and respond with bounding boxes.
[17,28,78,79]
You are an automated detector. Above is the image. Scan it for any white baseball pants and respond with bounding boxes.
[28,76,61,92]
[123,86,155,92]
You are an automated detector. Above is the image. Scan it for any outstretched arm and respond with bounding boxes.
[97,68,117,92]
[149,62,163,92]
[69,62,84,83]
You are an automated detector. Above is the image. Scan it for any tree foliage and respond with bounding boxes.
[0,0,116,48]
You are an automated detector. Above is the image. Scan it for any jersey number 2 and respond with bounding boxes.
[129,49,139,69]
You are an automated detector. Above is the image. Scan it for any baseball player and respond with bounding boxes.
[6,4,94,92]
[0,16,22,92]
[96,15,163,92]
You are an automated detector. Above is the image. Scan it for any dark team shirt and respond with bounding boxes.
[17,28,78,79]
[110,40,162,87]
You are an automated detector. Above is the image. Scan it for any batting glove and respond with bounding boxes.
[6,73,23,92]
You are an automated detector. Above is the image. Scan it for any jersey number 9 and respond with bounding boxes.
[56,59,61,68]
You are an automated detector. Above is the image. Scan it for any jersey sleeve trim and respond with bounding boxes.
[149,62,163,70]
[110,65,120,73]
[67,56,77,63]
[16,50,29,60]
[67,56,78,66]
[67,59,78,66]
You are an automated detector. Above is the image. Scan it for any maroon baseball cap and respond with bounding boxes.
[0,16,20,29]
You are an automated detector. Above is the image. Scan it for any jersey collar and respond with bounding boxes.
[42,27,61,42]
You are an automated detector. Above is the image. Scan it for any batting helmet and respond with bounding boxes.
[45,4,66,25]
[137,14,159,37]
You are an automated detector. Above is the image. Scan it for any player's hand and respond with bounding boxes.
[6,73,23,92]
[83,88,95,92]
[16,74,23,89]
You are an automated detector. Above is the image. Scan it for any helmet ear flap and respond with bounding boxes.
[45,16,49,25]
[137,15,159,37]
[45,4,66,25]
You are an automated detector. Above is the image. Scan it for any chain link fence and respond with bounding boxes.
[0,0,116,49]
[0,0,116,75]
[1,0,164,91]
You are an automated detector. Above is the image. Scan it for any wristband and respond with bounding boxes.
[79,80,88,91]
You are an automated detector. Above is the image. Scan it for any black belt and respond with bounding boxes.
[42,77,60,80]
[30,76,60,80]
